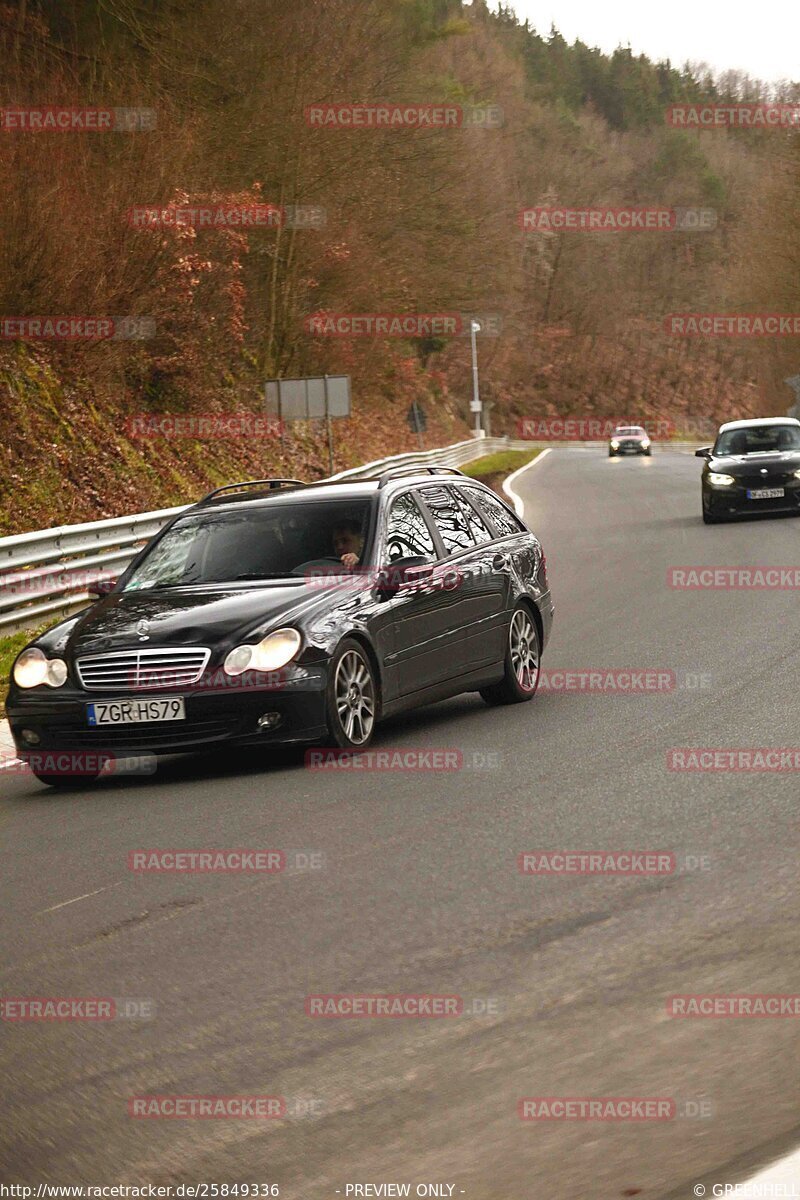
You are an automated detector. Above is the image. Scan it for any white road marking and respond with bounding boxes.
[37,882,123,915]
[502,448,552,518]
[724,1145,800,1196]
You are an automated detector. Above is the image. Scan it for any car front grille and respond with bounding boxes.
[739,474,795,486]
[75,647,211,692]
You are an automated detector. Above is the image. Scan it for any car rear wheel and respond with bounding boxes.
[480,605,540,706]
[326,639,378,749]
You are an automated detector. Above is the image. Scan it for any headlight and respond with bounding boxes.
[610,439,619,449]
[641,438,651,448]
[708,472,735,486]
[13,648,68,688]
[224,628,301,676]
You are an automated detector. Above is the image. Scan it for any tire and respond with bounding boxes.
[702,491,724,524]
[325,638,378,749]
[480,604,541,706]
[30,768,101,789]
[644,450,652,457]
[608,450,616,457]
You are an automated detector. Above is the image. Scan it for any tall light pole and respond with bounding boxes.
[470,319,483,436]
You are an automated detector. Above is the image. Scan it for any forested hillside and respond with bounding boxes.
[1,0,797,532]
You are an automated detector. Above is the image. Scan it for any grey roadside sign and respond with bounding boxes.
[265,375,351,473]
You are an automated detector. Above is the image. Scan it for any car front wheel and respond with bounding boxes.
[326,639,378,749]
[702,493,724,524]
[480,605,541,706]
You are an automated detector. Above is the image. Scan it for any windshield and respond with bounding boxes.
[123,499,373,590]
[714,425,800,456]
[614,427,645,436]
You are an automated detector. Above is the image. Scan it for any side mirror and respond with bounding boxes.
[694,447,712,458]
[88,575,119,598]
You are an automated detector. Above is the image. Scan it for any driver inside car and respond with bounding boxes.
[332,519,364,570]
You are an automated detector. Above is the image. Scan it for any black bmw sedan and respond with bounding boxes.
[7,468,554,786]
[697,417,800,524]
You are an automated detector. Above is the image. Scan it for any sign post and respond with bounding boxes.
[470,320,483,437]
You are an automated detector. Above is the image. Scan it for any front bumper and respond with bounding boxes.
[7,665,329,758]
[703,480,800,517]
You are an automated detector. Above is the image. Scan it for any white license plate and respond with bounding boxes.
[746,487,784,500]
[87,697,186,726]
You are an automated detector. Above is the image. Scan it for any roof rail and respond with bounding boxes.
[376,465,465,490]
[197,479,306,505]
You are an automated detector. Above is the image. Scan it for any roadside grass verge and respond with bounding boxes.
[461,448,542,495]
[461,449,542,479]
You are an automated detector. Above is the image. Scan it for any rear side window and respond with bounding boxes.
[418,486,475,556]
[463,486,525,537]
[453,489,493,544]
[385,492,436,562]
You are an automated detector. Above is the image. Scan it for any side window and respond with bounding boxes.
[418,486,475,556]
[385,492,436,563]
[453,489,493,544]
[464,486,525,537]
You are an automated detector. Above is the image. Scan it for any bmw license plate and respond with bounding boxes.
[746,487,784,500]
[87,697,186,726]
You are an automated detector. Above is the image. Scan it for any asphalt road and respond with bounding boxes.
[3,446,800,1198]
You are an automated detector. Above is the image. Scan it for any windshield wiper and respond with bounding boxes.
[230,572,297,581]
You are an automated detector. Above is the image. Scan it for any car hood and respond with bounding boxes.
[63,581,336,657]
[708,451,800,477]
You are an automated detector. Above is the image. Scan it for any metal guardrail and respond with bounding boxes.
[0,435,526,635]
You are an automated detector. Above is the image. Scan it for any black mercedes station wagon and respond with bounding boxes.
[8,468,554,786]
[697,417,800,523]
